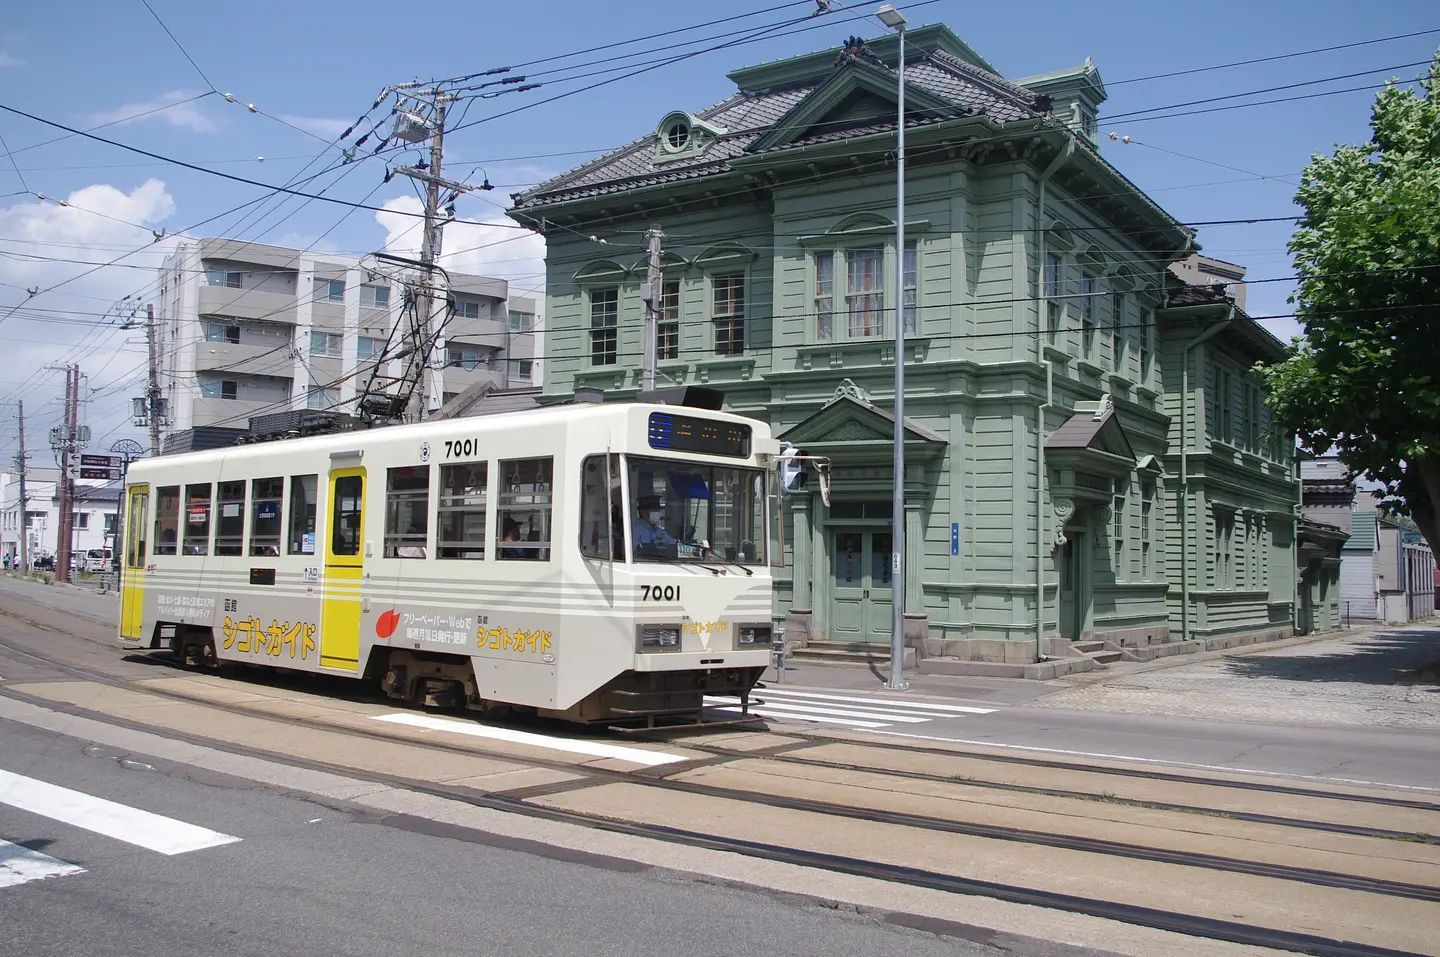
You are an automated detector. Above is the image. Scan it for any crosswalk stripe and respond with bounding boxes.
[0,769,242,856]
[706,696,933,724]
[758,688,998,715]
[373,713,689,767]
[709,705,888,729]
[0,839,85,888]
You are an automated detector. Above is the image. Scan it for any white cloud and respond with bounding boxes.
[88,91,218,134]
[0,180,181,451]
[275,115,351,140]
[0,52,24,68]
[375,195,546,298]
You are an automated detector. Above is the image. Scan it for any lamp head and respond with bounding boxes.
[876,4,907,29]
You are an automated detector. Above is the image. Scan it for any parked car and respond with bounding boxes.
[84,548,112,573]
[32,555,54,571]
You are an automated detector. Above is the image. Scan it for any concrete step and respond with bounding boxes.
[1084,649,1124,664]
[791,641,917,669]
[1070,640,1106,654]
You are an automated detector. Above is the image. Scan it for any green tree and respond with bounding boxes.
[1262,53,1440,553]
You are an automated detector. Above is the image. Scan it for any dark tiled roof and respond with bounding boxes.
[1166,282,1232,308]
[513,45,1044,211]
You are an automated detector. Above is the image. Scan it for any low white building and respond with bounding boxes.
[1,469,120,567]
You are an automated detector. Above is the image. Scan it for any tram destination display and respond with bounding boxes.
[647,412,750,458]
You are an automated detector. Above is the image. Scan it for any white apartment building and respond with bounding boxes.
[156,238,538,434]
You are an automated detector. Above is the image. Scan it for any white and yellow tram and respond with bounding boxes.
[118,398,778,725]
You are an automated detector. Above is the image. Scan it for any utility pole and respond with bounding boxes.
[129,303,167,455]
[640,226,664,392]
[14,400,28,573]
[144,304,162,456]
[53,365,78,581]
[397,94,451,423]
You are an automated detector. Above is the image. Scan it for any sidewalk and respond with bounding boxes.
[0,570,119,629]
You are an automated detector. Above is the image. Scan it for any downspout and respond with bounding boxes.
[1179,306,1233,642]
[1035,137,1074,661]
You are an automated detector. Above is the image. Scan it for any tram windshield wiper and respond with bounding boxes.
[676,540,752,577]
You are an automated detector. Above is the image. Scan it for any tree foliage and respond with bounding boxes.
[1261,53,1440,554]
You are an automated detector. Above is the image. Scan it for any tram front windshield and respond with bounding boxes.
[628,456,766,565]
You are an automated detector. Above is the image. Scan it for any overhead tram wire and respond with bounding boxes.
[140,0,217,92]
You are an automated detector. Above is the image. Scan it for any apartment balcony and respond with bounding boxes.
[192,396,291,429]
[444,316,508,348]
[193,340,296,376]
[198,285,298,324]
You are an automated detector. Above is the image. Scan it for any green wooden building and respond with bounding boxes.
[509,25,1299,668]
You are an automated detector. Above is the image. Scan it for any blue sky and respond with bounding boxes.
[0,0,1436,454]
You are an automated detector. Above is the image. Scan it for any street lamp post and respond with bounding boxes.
[877,3,908,691]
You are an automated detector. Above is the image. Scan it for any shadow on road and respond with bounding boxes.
[1220,628,1440,687]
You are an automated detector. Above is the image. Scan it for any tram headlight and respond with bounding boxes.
[736,625,771,649]
[637,624,681,652]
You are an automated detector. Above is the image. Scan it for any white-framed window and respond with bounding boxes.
[845,248,884,339]
[75,512,90,530]
[497,457,553,561]
[1111,292,1126,374]
[455,299,483,319]
[589,287,619,365]
[309,331,342,357]
[1215,512,1234,589]
[204,321,240,344]
[508,310,527,332]
[356,336,384,361]
[1140,479,1154,580]
[316,278,344,303]
[206,268,243,289]
[1112,480,1126,579]
[1220,369,1234,442]
[201,378,238,400]
[438,462,487,560]
[1140,310,1153,384]
[902,241,918,335]
[516,359,534,380]
[815,251,835,342]
[384,465,429,559]
[657,279,680,360]
[360,284,390,309]
[446,345,485,370]
[306,387,339,410]
[1044,254,1061,340]
[713,273,745,356]
[1080,275,1096,357]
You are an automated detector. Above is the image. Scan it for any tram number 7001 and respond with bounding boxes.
[640,585,680,602]
[444,438,480,458]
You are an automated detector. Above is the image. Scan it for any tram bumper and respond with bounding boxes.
[630,649,772,672]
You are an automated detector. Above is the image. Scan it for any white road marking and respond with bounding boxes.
[0,769,242,856]
[707,696,932,724]
[864,731,1440,795]
[758,688,998,715]
[372,713,688,767]
[0,839,85,888]
[710,705,888,729]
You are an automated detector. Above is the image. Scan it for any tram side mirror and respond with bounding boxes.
[778,443,806,494]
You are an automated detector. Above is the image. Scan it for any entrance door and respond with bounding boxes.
[120,486,149,640]
[830,530,894,643]
[1057,533,1086,640]
[321,468,365,671]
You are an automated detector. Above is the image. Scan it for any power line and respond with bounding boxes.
[140,0,217,92]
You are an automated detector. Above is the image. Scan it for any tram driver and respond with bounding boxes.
[633,495,678,554]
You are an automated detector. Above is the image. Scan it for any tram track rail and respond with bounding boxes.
[0,615,1436,957]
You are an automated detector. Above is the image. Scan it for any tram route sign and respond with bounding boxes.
[80,454,122,468]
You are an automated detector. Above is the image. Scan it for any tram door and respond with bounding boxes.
[119,486,149,640]
[321,467,365,671]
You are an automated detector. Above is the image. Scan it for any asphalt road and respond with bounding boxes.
[0,717,1114,957]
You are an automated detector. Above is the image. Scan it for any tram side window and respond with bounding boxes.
[497,457,552,561]
[126,491,149,568]
[288,474,318,555]
[579,454,623,561]
[250,477,284,555]
[384,466,429,559]
[331,475,363,557]
[153,486,179,555]
[214,481,245,556]
[183,484,212,556]
[438,462,487,560]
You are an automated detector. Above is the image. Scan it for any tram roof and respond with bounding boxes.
[127,401,767,473]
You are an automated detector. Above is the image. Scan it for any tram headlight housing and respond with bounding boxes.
[735,625,771,649]
[637,624,681,652]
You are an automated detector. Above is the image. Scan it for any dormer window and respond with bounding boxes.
[663,117,691,152]
[653,111,726,164]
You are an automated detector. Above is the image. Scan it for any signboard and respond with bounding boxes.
[81,454,122,468]
[80,467,121,480]
[951,522,960,557]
